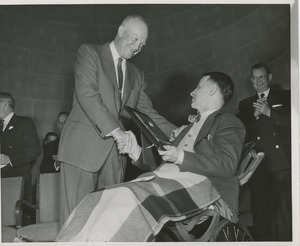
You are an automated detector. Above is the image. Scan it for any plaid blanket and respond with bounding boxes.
[56,164,221,242]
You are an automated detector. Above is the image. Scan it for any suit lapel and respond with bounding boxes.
[194,111,221,144]
[98,43,122,114]
[172,111,221,147]
[100,43,118,90]
[266,89,275,106]
[172,124,193,147]
[3,114,17,133]
[121,62,135,109]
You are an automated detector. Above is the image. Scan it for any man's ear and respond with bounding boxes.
[268,73,273,81]
[118,25,125,37]
[209,83,218,96]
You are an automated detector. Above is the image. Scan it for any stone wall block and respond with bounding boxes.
[7,71,65,101]
[214,13,260,56]
[0,43,29,71]
[182,5,233,40]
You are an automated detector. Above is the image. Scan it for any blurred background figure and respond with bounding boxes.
[39,112,69,174]
[0,92,41,202]
[238,63,291,241]
[56,112,69,134]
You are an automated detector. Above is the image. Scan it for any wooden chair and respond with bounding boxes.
[1,176,24,242]
[15,173,60,242]
[156,142,265,242]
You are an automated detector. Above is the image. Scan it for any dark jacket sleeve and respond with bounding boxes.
[179,115,246,178]
[10,118,41,167]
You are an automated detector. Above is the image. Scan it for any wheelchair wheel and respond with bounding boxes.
[209,220,253,241]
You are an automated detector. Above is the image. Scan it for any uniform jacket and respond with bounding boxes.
[238,89,291,172]
[58,43,176,172]
[172,111,246,217]
[0,114,41,177]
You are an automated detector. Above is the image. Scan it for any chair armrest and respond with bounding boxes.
[15,200,38,228]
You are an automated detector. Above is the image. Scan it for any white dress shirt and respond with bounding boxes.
[3,112,14,131]
[110,42,125,98]
[175,109,219,164]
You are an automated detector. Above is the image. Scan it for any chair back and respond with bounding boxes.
[237,149,265,186]
[37,173,60,223]
[1,176,24,226]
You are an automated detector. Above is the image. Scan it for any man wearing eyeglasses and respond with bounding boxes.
[238,63,291,241]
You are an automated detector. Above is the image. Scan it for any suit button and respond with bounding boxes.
[275,145,279,148]
[273,132,276,136]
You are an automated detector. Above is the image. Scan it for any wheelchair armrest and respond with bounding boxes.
[15,199,38,228]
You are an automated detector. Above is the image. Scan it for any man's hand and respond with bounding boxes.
[0,154,11,166]
[115,131,142,161]
[170,125,187,141]
[111,129,127,142]
[158,145,180,163]
[253,98,270,117]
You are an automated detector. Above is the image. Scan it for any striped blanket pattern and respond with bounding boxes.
[56,164,221,242]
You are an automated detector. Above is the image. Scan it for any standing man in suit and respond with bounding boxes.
[58,15,176,226]
[0,92,41,201]
[238,63,292,241]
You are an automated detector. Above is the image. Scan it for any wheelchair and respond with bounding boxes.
[154,142,264,242]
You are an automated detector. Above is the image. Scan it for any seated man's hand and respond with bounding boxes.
[0,154,11,166]
[158,145,180,163]
[111,129,127,143]
[170,125,187,141]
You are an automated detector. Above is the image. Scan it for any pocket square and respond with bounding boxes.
[8,126,14,130]
[272,104,283,108]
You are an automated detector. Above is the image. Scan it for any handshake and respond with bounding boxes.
[111,129,142,161]
[111,127,185,163]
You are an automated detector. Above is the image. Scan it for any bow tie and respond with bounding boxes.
[188,113,201,123]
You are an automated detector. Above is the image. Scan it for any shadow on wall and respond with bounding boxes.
[156,71,198,126]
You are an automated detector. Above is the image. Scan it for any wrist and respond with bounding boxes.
[129,146,142,162]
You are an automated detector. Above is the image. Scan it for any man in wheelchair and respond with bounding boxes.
[56,71,246,242]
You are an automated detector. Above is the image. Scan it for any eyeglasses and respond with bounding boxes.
[251,74,267,82]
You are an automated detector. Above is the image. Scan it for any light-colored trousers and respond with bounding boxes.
[59,150,126,228]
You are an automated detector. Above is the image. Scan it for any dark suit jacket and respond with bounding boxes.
[238,89,291,172]
[169,111,245,217]
[40,138,59,173]
[1,114,41,179]
[58,43,176,173]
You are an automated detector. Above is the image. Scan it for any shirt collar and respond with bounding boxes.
[3,112,14,128]
[110,42,122,64]
[200,109,219,119]
[257,88,270,98]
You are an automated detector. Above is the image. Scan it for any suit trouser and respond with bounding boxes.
[59,147,126,228]
[249,168,292,241]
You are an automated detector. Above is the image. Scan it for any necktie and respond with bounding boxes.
[188,113,201,123]
[0,119,4,132]
[117,57,123,93]
[260,93,265,99]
